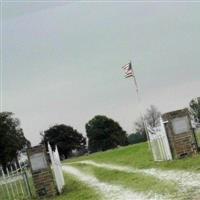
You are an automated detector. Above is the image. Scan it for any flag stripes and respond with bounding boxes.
[122,62,134,78]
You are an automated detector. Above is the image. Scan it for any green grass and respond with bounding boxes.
[64,142,200,172]
[0,170,100,200]
[0,179,31,200]
[3,143,199,200]
[60,142,200,200]
[73,163,180,198]
[195,130,200,147]
[0,170,36,200]
[50,174,101,200]
[73,163,200,200]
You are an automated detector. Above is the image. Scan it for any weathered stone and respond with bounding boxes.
[162,108,197,159]
[27,145,56,198]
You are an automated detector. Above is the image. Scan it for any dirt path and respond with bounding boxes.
[62,165,166,200]
[72,160,200,189]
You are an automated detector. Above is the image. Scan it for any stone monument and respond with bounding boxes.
[162,108,198,159]
[27,145,56,198]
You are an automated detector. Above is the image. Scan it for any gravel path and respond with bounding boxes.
[76,160,200,189]
[62,165,166,200]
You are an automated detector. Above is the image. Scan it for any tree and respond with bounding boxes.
[86,115,128,153]
[145,105,161,127]
[134,105,161,134]
[42,124,86,159]
[0,112,30,169]
[134,117,146,135]
[189,97,200,123]
[128,132,147,145]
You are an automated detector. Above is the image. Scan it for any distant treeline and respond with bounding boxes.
[1,97,199,166]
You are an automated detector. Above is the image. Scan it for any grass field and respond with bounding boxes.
[59,142,200,200]
[195,130,200,147]
[64,142,200,171]
[52,174,101,200]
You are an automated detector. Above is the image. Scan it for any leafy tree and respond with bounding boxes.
[42,124,86,159]
[86,115,128,153]
[128,132,147,145]
[0,112,30,169]
[189,97,200,123]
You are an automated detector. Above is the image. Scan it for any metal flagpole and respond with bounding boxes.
[129,61,152,151]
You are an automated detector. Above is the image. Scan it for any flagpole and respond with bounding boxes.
[130,61,152,151]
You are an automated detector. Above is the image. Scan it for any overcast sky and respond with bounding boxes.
[1,1,200,145]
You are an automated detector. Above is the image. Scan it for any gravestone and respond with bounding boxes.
[162,108,197,159]
[27,145,56,198]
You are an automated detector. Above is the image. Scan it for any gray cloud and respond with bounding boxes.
[2,2,200,145]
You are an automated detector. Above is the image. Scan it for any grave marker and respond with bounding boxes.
[27,145,56,198]
[162,108,198,159]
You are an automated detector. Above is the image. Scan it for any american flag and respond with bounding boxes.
[122,62,134,78]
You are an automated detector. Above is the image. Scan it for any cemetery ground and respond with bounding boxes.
[56,142,200,200]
